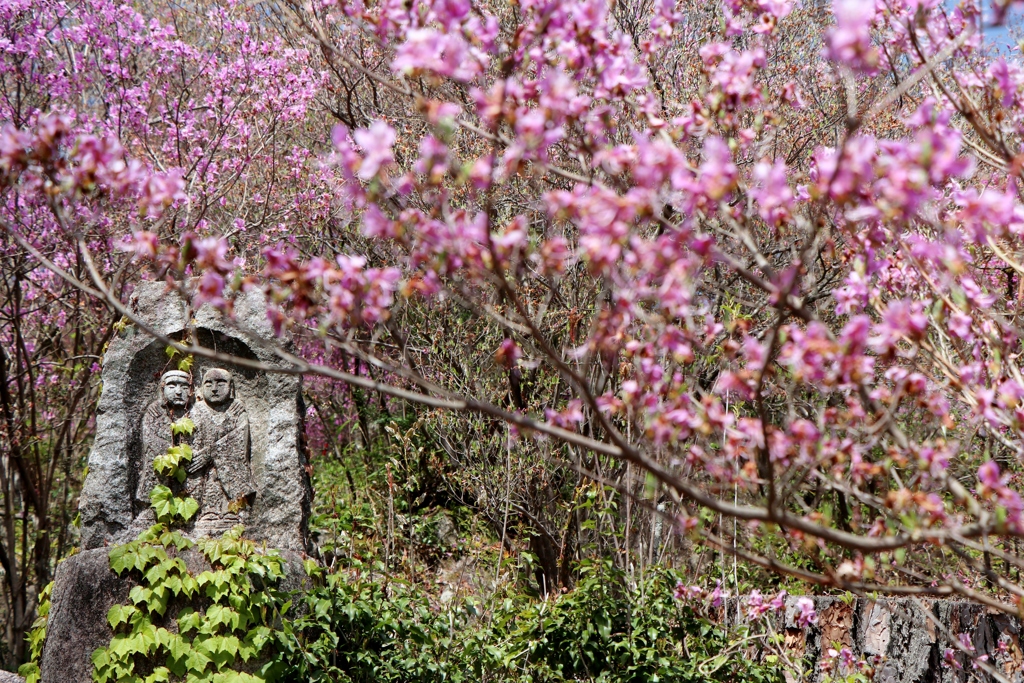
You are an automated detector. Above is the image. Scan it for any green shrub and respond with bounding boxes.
[272,560,783,683]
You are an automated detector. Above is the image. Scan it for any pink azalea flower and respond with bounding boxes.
[353,120,397,180]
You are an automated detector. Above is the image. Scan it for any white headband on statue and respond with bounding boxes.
[161,370,190,383]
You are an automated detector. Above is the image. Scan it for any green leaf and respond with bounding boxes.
[129,586,152,608]
[108,634,133,658]
[179,497,200,523]
[145,559,173,585]
[185,644,213,673]
[107,604,137,630]
[154,445,193,481]
[18,662,40,683]
[178,609,203,634]
[169,444,192,462]
[109,545,138,576]
[145,666,171,683]
[171,417,195,436]
[150,486,176,523]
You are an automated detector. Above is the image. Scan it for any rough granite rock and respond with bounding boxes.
[726,595,1024,683]
[0,671,25,683]
[39,547,309,683]
[78,282,312,551]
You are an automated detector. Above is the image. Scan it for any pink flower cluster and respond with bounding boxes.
[0,114,184,218]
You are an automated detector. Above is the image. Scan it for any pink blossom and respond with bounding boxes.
[391,29,484,82]
[824,0,877,73]
[353,120,397,180]
[194,236,234,272]
[709,579,727,608]
[698,137,737,201]
[978,460,1006,497]
[140,169,185,217]
[795,597,818,628]
[673,580,701,601]
[496,338,522,369]
[752,159,794,226]
[869,300,929,355]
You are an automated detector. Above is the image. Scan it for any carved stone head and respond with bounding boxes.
[200,368,233,405]
[160,370,191,408]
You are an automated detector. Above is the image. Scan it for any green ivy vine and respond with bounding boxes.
[91,525,289,683]
[17,581,52,683]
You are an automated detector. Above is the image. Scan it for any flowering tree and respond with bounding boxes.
[5,0,1024,668]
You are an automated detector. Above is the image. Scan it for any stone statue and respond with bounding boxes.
[136,370,193,515]
[186,368,256,536]
[55,284,312,683]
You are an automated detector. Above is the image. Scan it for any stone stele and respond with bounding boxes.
[36,283,313,683]
[77,281,312,550]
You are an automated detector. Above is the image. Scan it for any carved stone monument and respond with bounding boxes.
[37,282,312,683]
[77,281,311,550]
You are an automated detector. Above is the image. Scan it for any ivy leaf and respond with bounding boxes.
[179,497,200,522]
[178,609,202,634]
[149,585,172,616]
[89,650,110,680]
[181,573,199,598]
[177,355,194,373]
[108,634,133,658]
[243,626,272,655]
[159,528,194,551]
[184,644,212,673]
[145,559,173,585]
[107,604,137,630]
[144,666,170,683]
[133,621,159,653]
[171,417,195,436]
[166,633,189,660]
[155,445,193,481]
[129,586,152,608]
[154,627,173,650]
[109,545,137,576]
[150,486,175,523]
[137,545,167,572]
[220,635,240,659]
[163,573,183,597]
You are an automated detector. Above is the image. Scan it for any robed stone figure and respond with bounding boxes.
[136,370,192,517]
[186,368,256,535]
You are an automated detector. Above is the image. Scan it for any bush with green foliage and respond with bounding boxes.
[275,559,783,683]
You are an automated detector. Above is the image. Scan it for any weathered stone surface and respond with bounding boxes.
[0,670,25,683]
[39,548,309,683]
[728,596,1024,683]
[39,550,133,683]
[78,282,312,551]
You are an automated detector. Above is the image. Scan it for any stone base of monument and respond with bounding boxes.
[38,547,308,683]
